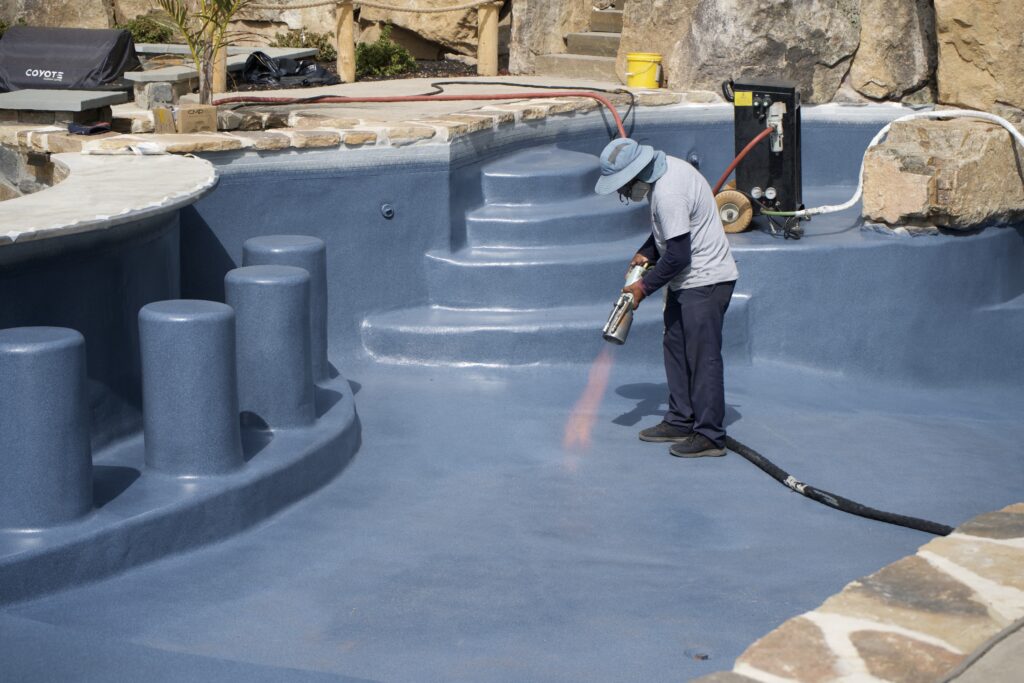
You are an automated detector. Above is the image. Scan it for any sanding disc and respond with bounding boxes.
[716,189,753,233]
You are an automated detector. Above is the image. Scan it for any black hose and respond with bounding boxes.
[725,436,955,536]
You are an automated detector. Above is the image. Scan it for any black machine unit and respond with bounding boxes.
[730,79,802,213]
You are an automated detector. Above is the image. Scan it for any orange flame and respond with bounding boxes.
[563,346,615,451]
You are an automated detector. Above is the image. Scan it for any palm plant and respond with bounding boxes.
[157,0,253,104]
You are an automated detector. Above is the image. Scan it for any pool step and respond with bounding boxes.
[480,146,600,205]
[466,194,648,248]
[361,302,660,366]
[361,294,752,367]
[360,145,676,366]
[424,235,641,309]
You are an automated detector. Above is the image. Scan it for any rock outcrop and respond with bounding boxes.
[508,0,589,74]
[232,5,337,44]
[617,0,861,103]
[862,118,1024,230]
[850,0,935,101]
[935,0,1024,119]
[615,0,696,91]
[359,0,480,56]
[4,0,114,29]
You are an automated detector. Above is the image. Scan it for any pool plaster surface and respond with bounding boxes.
[1,87,1022,680]
[5,359,1022,682]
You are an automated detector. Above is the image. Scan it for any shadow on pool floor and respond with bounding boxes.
[4,359,1023,682]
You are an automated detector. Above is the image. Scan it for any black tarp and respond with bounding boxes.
[242,51,339,88]
[0,26,140,92]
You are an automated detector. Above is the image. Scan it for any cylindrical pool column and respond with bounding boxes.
[225,265,315,428]
[242,235,330,383]
[139,300,244,475]
[0,327,92,528]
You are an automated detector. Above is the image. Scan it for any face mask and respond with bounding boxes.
[629,180,651,202]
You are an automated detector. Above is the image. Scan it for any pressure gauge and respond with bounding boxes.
[750,186,763,199]
[764,187,778,201]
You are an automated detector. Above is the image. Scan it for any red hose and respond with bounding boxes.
[214,91,628,139]
[712,126,773,194]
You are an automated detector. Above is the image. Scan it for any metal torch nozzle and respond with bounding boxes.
[602,263,650,345]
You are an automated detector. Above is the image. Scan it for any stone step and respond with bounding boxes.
[466,194,648,248]
[480,144,600,204]
[566,32,621,58]
[590,8,623,33]
[534,54,619,83]
[361,302,663,366]
[423,235,643,309]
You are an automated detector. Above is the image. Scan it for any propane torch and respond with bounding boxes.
[602,262,651,345]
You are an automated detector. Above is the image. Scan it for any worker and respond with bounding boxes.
[595,138,738,458]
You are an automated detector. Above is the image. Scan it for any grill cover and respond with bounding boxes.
[0,26,140,92]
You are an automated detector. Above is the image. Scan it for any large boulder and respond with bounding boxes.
[850,0,935,101]
[862,118,1024,230]
[110,1,337,45]
[935,0,1024,118]
[113,0,161,24]
[359,0,480,56]
[616,0,696,89]
[617,0,860,103]
[4,0,114,29]
[234,5,338,45]
[509,0,590,74]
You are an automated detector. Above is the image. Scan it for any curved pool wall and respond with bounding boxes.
[0,212,180,451]
[183,104,1024,388]
[0,164,360,604]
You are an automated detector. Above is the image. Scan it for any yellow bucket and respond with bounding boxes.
[625,52,662,89]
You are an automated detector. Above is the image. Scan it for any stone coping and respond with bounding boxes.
[693,503,1024,683]
[0,88,710,158]
[0,151,217,247]
[0,89,128,112]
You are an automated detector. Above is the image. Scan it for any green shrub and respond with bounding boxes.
[356,24,416,79]
[271,29,337,63]
[117,15,174,44]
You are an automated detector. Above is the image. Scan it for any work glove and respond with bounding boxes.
[626,252,649,277]
[622,279,646,310]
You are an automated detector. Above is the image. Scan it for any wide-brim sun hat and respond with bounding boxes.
[595,137,656,195]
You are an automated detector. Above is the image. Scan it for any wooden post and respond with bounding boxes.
[213,44,227,94]
[336,1,356,83]
[477,1,501,77]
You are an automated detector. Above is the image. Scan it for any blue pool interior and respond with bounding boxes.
[1,105,1023,681]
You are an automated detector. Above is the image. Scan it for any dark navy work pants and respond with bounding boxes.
[662,281,736,447]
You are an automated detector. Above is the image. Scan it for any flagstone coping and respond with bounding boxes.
[0,89,709,157]
[693,503,1024,683]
